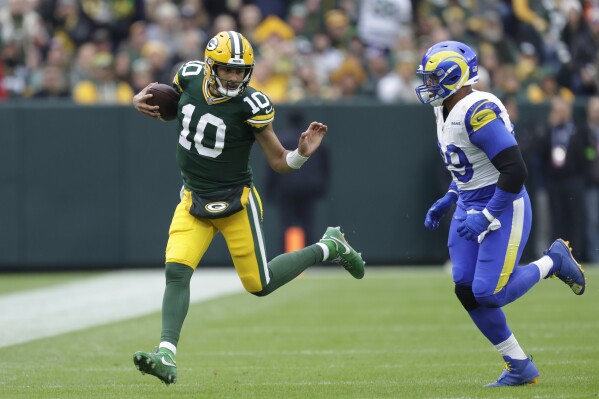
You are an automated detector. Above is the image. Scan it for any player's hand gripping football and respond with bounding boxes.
[132,82,161,119]
[424,191,457,230]
[297,122,328,157]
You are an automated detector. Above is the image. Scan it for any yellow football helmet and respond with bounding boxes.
[204,31,254,97]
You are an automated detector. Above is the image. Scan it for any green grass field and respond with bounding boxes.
[1,267,597,399]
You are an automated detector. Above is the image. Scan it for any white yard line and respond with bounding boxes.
[0,268,243,348]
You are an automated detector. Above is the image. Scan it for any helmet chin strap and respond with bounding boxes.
[430,97,445,107]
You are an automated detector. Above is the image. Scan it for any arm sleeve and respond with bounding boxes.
[448,181,458,193]
[484,145,528,219]
[447,181,458,200]
[491,145,528,193]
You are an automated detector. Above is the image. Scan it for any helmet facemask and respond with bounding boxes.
[208,61,253,97]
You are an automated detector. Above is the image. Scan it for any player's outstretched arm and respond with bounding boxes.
[255,124,293,173]
[255,122,327,174]
[132,82,161,119]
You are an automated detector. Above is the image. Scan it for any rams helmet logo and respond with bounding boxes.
[423,41,479,86]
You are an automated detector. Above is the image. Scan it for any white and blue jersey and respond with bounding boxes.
[435,91,524,210]
[437,91,532,299]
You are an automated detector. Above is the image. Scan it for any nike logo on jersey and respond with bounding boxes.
[161,357,176,368]
[265,107,273,114]
[475,114,487,122]
[329,237,351,255]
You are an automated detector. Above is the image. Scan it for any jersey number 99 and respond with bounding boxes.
[444,144,473,183]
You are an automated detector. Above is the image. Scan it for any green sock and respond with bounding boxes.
[255,244,323,296]
[160,262,194,345]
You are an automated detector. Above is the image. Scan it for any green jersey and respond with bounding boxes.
[172,61,275,194]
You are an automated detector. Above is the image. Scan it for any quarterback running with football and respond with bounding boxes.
[131,31,365,385]
[417,41,586,386]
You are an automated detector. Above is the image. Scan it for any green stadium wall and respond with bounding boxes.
[0,102,560,270]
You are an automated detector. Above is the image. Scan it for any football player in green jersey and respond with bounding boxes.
[131,31,365,385]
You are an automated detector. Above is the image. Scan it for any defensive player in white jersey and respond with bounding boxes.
[416,41,586,387]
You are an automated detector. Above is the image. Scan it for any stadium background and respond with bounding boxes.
[0,101,581,269]
[0,0,597,269]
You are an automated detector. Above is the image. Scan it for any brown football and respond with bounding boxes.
[147,83,180,121]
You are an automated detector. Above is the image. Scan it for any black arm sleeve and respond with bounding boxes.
[491,145,528,193]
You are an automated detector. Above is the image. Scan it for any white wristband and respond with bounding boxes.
[482,208,495,222]
[285,149,309,169]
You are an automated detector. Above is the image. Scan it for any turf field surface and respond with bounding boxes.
[0,269,242,348]
[0,267,597,399]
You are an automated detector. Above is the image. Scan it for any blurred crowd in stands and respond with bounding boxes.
[1,0,599,104]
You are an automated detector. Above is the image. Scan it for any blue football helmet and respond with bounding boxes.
[415,41,475,107]
[427,41,478,86]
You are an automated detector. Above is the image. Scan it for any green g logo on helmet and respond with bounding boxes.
[206,37,218,51]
